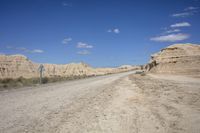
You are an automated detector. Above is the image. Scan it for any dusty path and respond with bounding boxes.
[0,72,200,133]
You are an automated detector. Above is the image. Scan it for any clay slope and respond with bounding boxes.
[0,55,39,79]
[0,54,138,79]
[145,43,200,75]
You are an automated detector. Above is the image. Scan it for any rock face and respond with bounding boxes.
[42,63,97,77]
[0,55,39,79]
[0,55,139,79]
[145,44,200,75]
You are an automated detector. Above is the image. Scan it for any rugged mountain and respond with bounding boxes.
[145,43,200,75]
[0,54,138,79]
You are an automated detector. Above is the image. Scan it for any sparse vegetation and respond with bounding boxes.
[0,75,94,90]
[140,73,146,76]
[134,70,146,76]
[0,77,38,89]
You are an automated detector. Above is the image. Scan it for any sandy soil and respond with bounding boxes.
[0,71,200,133]
[128,74,200,133]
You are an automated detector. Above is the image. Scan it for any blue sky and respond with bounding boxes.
[0,0,200,67]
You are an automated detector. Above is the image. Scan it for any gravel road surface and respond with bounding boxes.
[0,71,200,133]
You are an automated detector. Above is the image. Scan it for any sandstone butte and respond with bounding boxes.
[145,43,200,76]
[0,54,139,79]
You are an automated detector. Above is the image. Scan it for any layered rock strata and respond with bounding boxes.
[145,44,200,75]
[0,55,139,79]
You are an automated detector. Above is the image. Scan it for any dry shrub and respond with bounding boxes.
[0,74,93,89]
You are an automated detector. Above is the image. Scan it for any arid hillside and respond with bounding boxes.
[145,44,200,76]
[0,54,139,79]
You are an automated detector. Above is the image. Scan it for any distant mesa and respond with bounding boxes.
[144,43,200,75]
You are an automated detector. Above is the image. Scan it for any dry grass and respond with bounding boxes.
[0,75,91,90]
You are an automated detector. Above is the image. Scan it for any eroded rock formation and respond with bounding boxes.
[145,44,200,75]
[0,54,139,79]
[0,55,39,78]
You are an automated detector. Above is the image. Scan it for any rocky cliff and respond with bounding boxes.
[145,44,200,75]
[0,55,39,79]
[0,54,139,79]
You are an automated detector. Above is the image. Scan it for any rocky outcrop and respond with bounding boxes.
[145,44,200,75]
[42,63,97,77]
[0,55,139,79]
[0,55,39,79]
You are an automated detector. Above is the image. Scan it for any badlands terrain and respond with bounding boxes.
[0,43,200,133]
[145,43,200,76]
[0,54,138,79]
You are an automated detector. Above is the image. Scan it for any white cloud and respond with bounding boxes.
[62,37,72,44]
[172,12,193,17]
[6,46,14,49]
[172,6,199,18]
[165,29,181,34]
[77,42,93,49]
[184,6,199,11]
[32,49,44,53]
[16,47,29,52]
[113,28,120,34]
[107,28,120,34]
[170,22,191,28]
[150,33,190,42]
[77,50,90,55]
[6,46,44,54]
[7,46,28,52]
[62,2,72,7]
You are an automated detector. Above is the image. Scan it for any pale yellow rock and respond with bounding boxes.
[145,43,200,75]
[0,55,39,78]
[0,55,139,79]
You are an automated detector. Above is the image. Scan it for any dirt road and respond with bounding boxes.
[0,72,200,133]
